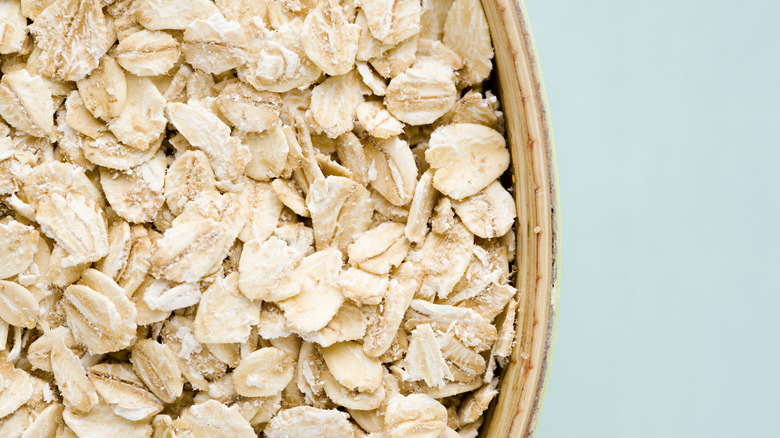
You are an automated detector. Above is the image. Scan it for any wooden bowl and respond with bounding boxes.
[480,0,559,436]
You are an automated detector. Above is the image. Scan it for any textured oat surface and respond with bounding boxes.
[0,0,520,436]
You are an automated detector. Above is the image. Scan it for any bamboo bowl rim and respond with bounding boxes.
[480,0,559,436]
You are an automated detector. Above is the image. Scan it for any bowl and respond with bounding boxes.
[480,1,559,436]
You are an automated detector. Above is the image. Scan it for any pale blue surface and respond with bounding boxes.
[524,1,780,437]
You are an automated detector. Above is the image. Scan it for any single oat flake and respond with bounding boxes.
[0,0,520,435]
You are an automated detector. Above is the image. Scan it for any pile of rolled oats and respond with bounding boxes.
[0,0,519,436]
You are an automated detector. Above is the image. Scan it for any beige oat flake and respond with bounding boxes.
[217,82,281,133]
[76,56,127,121]
[232,347,295,397]
[183,13,248,75]
[238,236,304,302]
[130,339,183,404]
[0,219,40,280]
[385,393,448,438]
[265,406,353,438]
[347,221,409,274]
[426,123,510,200]
[28,0,112,81]
[193,272,260,344]
[163,150,218,216]
[115,30,181,77]
[107,75,167,150]
[35,192,109,267]
[0,1,27,55]
[321,341,383,392]
[0,280,39,329]
[384,63,457,125]
[88,363,164,421]
[369,34,419,79]
[310,70,369,139]
[63,402,153,438]
[405,323,452,388]
[166,101,251,181]
[136,0,219,31]
[64,90,107,139]
[302,0,361,76]
[0,69,55,138]
[307,175,373,252]
[451,180,517,239]
[360,0,422,45]
[63,270,137,354]
[51,339,99,414]
[150,207,243,282]
[356,100,404,139]
[237,22,322,93]
[278,248,345,333]
[443,0,494,86]
[100,152,166,223]
[174,400,254,438]
[364,136,418,207]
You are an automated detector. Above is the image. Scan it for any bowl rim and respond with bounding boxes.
[480,0,560,436]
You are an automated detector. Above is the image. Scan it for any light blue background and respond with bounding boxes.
[524,1,780,437]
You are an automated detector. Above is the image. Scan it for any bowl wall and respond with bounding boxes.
[480,1,559,436]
